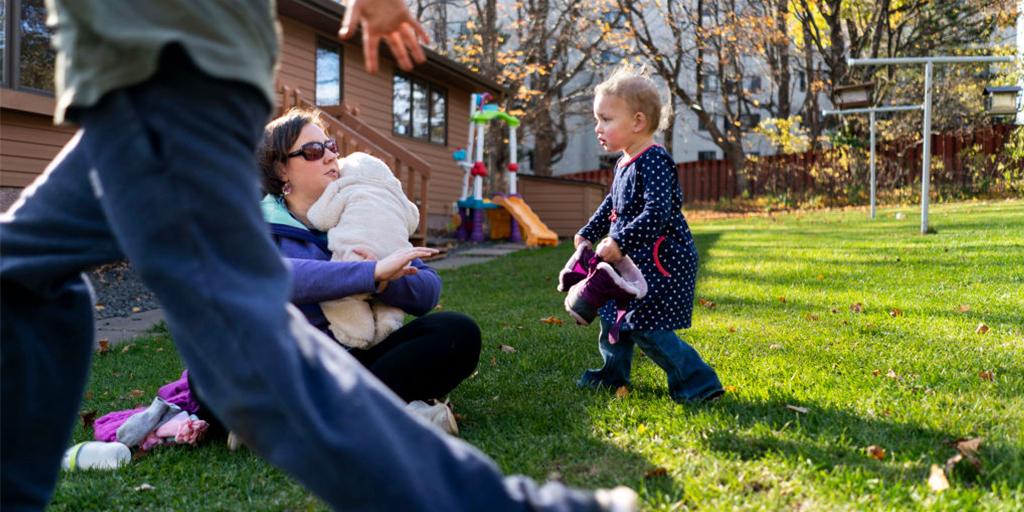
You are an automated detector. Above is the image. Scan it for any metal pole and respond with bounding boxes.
[869,110,876,220]
[849,56,1013,65]
[921,61,933,234]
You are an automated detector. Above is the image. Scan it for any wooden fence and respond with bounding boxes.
[563,124,1018,201]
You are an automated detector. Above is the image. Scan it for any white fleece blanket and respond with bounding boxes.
[307,152,420,349]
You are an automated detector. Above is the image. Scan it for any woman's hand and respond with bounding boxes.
[595,238,623,263]
[355,247,439,283]
[573,235,592,249]
[338,0,430,74]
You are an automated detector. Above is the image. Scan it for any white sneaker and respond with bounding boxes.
[226,431,243,452]
[406,400,459,436]
[594,486,638,512]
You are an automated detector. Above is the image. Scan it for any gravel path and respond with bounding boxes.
[88,262,159,319]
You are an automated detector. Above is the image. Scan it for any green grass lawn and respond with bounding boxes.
[52,199,1023,510]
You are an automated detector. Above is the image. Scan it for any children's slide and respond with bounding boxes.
[493,195,559,247]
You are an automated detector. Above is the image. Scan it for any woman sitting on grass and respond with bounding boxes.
[244,108,482,435]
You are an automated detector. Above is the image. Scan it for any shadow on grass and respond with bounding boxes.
[699,395,1022,487]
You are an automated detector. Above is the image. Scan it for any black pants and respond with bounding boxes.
[194,312,481,433]
[349,312,482,402]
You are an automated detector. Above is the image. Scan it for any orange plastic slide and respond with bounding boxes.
[493,195,559,247]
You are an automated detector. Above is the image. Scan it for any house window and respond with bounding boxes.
[392,73,447,144]
[702,74,718,93]
[697,151,718,161]
[2,0,56,93]
[739,113,761,130]
[746,75,762,93]
[697,114,719,132]
[797,71,806,92]
[315,38,342,106]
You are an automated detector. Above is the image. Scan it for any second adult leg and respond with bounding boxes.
[353,312,482,401]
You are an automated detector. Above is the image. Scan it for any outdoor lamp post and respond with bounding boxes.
[833,82,874,109]
[983,85,1022,116]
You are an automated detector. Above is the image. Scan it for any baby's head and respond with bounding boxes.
[593,65,667,152]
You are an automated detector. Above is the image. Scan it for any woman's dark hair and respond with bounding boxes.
[258,108,326,195]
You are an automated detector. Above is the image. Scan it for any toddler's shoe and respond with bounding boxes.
[564,256,647,325]
[406,400,459,436]
[577,369,628,391]
[557,245,598,292]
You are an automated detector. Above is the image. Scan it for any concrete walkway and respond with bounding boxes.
[94,242,529,345]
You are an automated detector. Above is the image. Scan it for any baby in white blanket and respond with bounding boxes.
[307,152,420,349]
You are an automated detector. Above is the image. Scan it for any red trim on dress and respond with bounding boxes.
[652,236,671,277]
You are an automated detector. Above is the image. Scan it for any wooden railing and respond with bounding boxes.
[277,84,432,244]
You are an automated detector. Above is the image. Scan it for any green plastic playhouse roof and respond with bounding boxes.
[471,109,521,127]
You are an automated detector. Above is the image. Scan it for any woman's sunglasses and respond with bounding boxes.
[286,139,338,161]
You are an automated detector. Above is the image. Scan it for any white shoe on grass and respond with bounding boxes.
[594,486,638,512]
[406,400,459,436]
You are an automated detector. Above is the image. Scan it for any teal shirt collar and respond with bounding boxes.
[260,194,308,231]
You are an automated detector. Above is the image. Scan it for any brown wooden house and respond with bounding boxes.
[0,0,504,240]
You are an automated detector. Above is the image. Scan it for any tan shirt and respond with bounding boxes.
[46,0,280,124]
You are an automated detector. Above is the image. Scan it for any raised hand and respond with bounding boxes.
[338,0,430,74]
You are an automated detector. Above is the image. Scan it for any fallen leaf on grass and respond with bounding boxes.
[889,308,903,317]
[97,340,110,355]
[866,445,886,460]
[979,370,994,381]
[786,404,808,414]
[928,465,950,492]
[871,369,881,377]
[134,483,156,492]
[644,467,668,479]
[499,344,516,354]
[727,326,737,333]
[952,437,984,471]
[489,356,497,367]
[957,304,970,313]
[80,410,97,430]
[724,385,737,393]
[886,369,898,380]
[615,386,629,398]
[769,343,783,350]
[95,304,105,312]
[975,323,989,334]
[850,303,863,313]
[698,298,716,309]
[539,316,563,326]
[804,313,819,321]
[121,344,132,353]
[777,296,786,303]
[128,389,144,398]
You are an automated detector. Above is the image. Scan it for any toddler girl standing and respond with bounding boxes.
[572,67,723,403]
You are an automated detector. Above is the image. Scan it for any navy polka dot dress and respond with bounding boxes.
[578,145,698,331]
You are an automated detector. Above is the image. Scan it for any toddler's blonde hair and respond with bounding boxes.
[595,63,668,134]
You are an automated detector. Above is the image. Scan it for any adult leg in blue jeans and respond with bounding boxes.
[0,48,617,511]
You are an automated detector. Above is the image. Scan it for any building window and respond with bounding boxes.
[797,71,806,92]
[697,151,718,161]
[2,0,56,93]
[746,75,762,93]
[393,73,447,144]
[701,74,718,93]
[315,38,342,106]
[739,113,761,130]
[697,114,719,132]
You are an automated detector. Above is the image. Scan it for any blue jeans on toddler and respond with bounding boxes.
[1,47,605,511]
[578,318,723,403]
